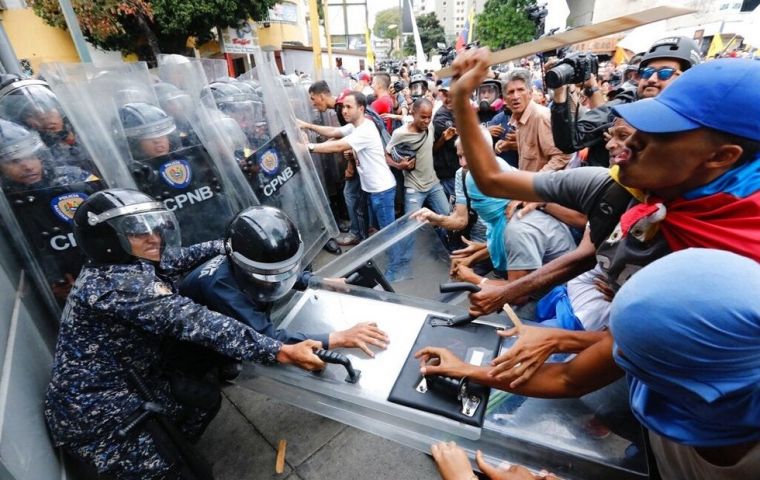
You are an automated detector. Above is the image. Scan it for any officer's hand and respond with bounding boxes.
[276,340,325,371]
[330,322,389,357]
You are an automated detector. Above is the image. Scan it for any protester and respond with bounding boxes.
[418,51,760,398]
[432,79,460,199]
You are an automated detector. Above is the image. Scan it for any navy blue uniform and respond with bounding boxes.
[45,241,282,479]
[179,255,330,348]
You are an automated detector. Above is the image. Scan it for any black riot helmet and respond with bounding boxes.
[0,118,55,192]
[118,102,178,160]
[226,206,304,303]
[640,36,701,72]
[73,188,180,264]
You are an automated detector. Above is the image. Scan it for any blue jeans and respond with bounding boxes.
[440,177,456,202]
[344,176,368,239]
[367,185,396,230]
[404,183,450,217]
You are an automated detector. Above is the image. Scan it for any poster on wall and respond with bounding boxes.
[221,21,257,54]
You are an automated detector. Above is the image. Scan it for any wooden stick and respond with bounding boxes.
[436,6,696,78]
[275,439,287,474]
[502,303,523,329]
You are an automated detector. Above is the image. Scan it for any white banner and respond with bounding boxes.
[221,22,258,54]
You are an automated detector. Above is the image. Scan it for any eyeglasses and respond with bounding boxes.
[639,66,679,81]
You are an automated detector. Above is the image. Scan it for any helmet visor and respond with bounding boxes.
[109,210,180,261]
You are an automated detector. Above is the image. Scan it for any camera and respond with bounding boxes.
[392,80,406,93]
[545,52,599,89]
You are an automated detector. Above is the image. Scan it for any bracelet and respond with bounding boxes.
[479,278,488,285]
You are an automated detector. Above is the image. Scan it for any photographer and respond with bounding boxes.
[550,36,701,167]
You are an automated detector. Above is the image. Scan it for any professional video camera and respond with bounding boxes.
[545,52,599,89]
[439,46,456,68]
[392,80,406,93]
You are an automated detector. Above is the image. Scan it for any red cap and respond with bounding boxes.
[357,71,372,82]
[335,88,352,104]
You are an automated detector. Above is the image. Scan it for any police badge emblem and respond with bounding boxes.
[259,149,280,176]
[159,159,192,189]
[50,192,89,223]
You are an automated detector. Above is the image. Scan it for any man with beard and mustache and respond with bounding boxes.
[551,36,701,167]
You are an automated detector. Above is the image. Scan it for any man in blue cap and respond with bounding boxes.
[414,56,760,397]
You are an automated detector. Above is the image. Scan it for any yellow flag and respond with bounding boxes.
[707,34,724,58]
[365,28,375,67]
[467,7,475,43]
[612,47,630,65]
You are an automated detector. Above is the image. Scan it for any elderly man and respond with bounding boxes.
[497,69,571,173]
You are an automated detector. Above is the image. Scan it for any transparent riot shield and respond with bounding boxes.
[240,274,649,479]
[160,54,337,265]
[317,215,452,301]
[42,61,240,246]
[0,78,102,176]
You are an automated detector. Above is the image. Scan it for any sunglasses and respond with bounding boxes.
[639,66,679,81]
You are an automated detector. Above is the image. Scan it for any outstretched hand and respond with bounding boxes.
[415,347,470,378]
[488,313,559,388]
[330,322,389,357]
[276,339,325,371]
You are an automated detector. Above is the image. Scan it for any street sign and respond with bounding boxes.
[436,6,696,77]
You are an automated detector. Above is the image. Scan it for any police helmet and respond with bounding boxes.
[119,102,177,140]
[409,74,428,98]
[640,36,701,72]
[73,188,180,264]
[226,206,303,303]
[154,83,193,119]
[205,82,261,130]
[0,78,70,139]
[0,118,55,190]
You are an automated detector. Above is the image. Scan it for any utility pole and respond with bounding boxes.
[309,0,323,74]
[57,0,92,62]
[0,20,21,74]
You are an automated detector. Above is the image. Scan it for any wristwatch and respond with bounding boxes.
[307,143,315,152]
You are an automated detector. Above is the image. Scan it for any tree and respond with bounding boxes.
[29,0,279,64]
[475,0,535,51]
[403,12,445,58]
[373,7,400,40]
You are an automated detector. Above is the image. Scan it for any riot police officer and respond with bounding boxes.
[0,118,100,303]
[180,206,389,359]
[153,82,198,147]
[44,189,325,479]
[203,81,268,149]
[118,102,235,246]
[0,75,94,172]
[0,119,92,193]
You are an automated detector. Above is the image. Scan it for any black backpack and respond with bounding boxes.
[364,106,391,148]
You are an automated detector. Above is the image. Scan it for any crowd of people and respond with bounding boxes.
[1,27,757,480]
[301,35,759,480]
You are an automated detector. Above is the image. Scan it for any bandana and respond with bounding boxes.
[614,158,760,262]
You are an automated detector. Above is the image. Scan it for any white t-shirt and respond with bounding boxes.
[339,121,395,193]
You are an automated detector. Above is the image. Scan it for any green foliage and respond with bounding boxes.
[403,12,445,57]
[29,0,279,60]
[373,7,401,40]
[475,0,535,50]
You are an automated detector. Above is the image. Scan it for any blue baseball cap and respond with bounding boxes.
[438,78,452,91]
[613,59,760,141]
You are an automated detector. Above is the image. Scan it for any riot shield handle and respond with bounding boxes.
[439,282,482,294]
[315,349,362,384]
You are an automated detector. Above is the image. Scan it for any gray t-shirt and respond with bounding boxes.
[505,209,576,271]
[386,122,439,192]
[533,167,671,291]
[454,167,488,244]
[649,431,760,480]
